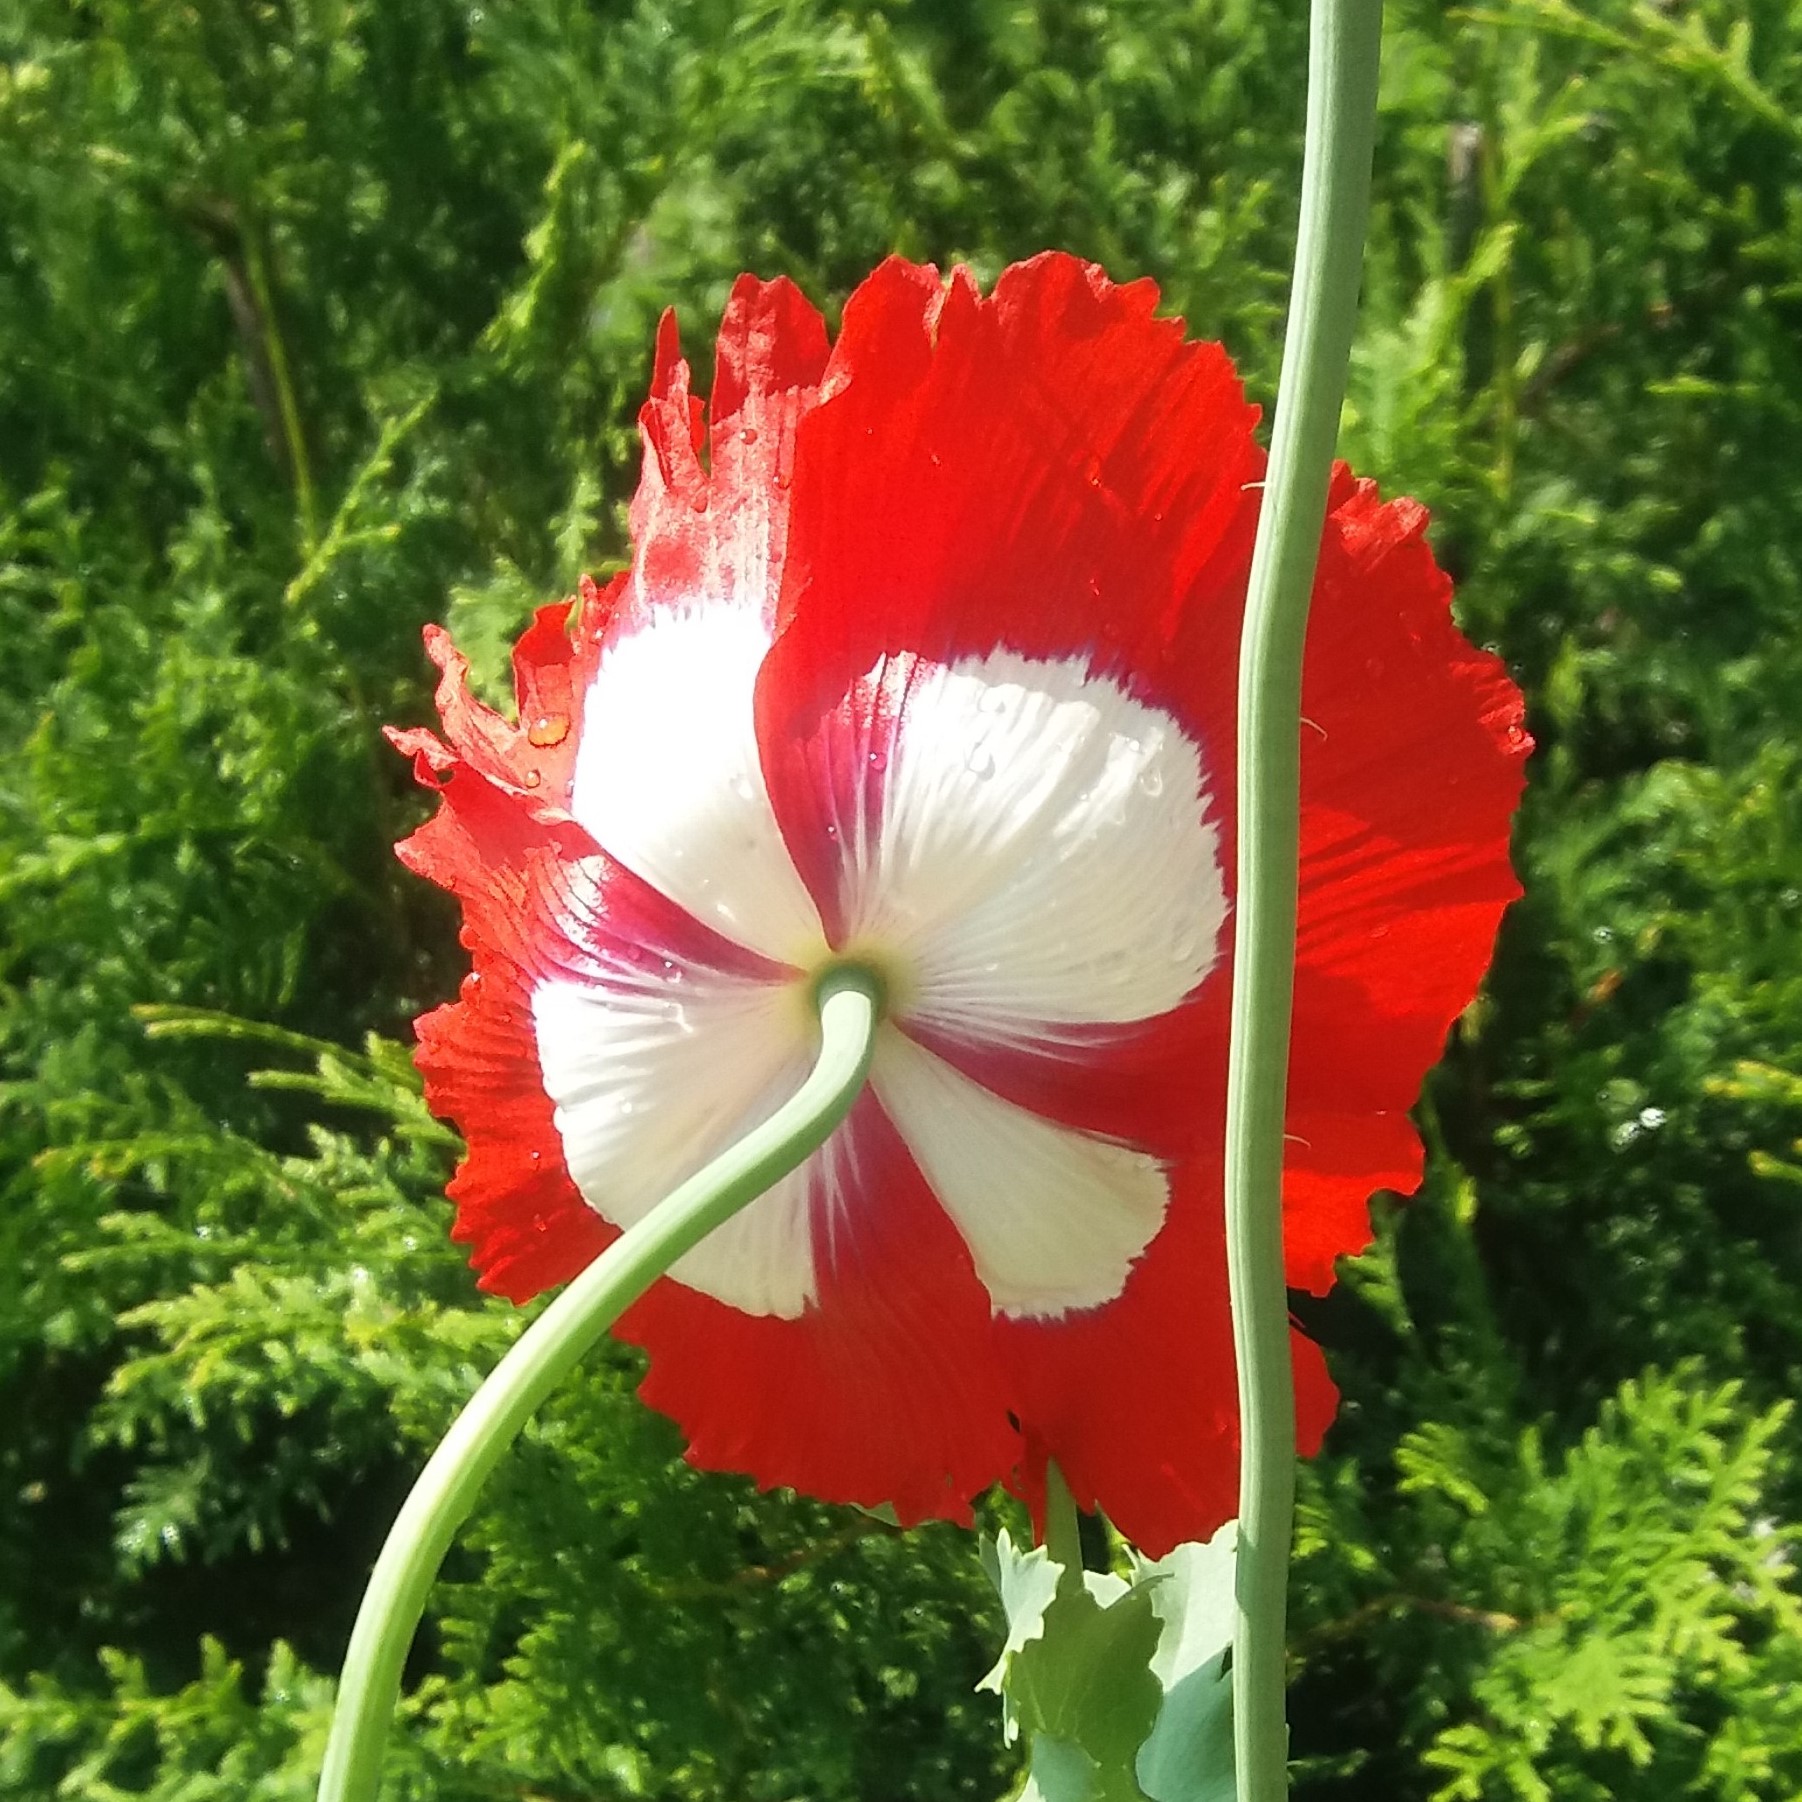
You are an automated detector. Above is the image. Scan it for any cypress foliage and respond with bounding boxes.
[2,2,1799,1796]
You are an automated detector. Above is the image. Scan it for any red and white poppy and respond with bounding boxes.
[389,254,1529,1557]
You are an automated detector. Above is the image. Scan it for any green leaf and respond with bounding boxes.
[980,1525,1240,1802]
[979,1530,1066,1722]
[1132,1525,1239,1802]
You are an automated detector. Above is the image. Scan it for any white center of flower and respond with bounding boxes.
[534,607,1227,1321]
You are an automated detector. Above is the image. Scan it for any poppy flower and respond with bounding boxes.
[389,253,1529,1557]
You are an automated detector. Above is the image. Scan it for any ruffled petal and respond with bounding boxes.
[1283,471,1531,1289]
[618,1091,1019,1526]
[630,277,829,626]
[755,252,1261,815]
[559,277,834,965]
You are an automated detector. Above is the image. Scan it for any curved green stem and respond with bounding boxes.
[1223,5,1383,1801]
[317,967,884,1802]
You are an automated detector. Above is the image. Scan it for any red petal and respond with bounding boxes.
[618,1091,1019,1525]
[387,584,624,824]
[755,256,1260,899]
[1283,471,1530,1288]
[414,946,612,1302]
[628,275,830,632]
[996,1141,1341,1558]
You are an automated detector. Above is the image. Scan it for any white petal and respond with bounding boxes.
[873,1028,1168,1318]
[843,652,1226,1046]
[569,604,827,966]
[532,964,822,1317]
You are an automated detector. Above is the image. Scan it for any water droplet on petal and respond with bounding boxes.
[741,427,759,445]
[1139,766,1164,798]
[967,747,995,780]
[527,712,570,747]
[523,769,542,788]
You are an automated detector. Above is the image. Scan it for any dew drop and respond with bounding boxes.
[867,747,888,773]
[527,712,570,747]
[523,768,542,787]
[1139,765,1164,798]
[741,427,759,445]
[967,747,996,780]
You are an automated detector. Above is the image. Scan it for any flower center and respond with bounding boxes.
[807,954,891,1022]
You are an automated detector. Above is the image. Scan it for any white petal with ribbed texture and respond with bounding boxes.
[532,964,825,1317]
[842,652,1226,1047]
[569,605,828,967]
[872,1026,1168,1318]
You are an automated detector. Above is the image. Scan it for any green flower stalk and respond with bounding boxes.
[316,966,883,1802]
[1224,3,1385,1799]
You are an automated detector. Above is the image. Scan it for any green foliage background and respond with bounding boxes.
[3,0,1801,1796]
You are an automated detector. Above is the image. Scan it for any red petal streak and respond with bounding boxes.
[1283,471,1531,1288]
[897,977,1229,1164]
[619,1091,1018,1525]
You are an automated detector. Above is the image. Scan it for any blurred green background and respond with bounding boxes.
[4,1,1802,1797]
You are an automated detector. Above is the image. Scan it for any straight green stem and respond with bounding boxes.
[316,968,884,1802]
[1042,1460,1083,1586]
[1223,5,1383,1801]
